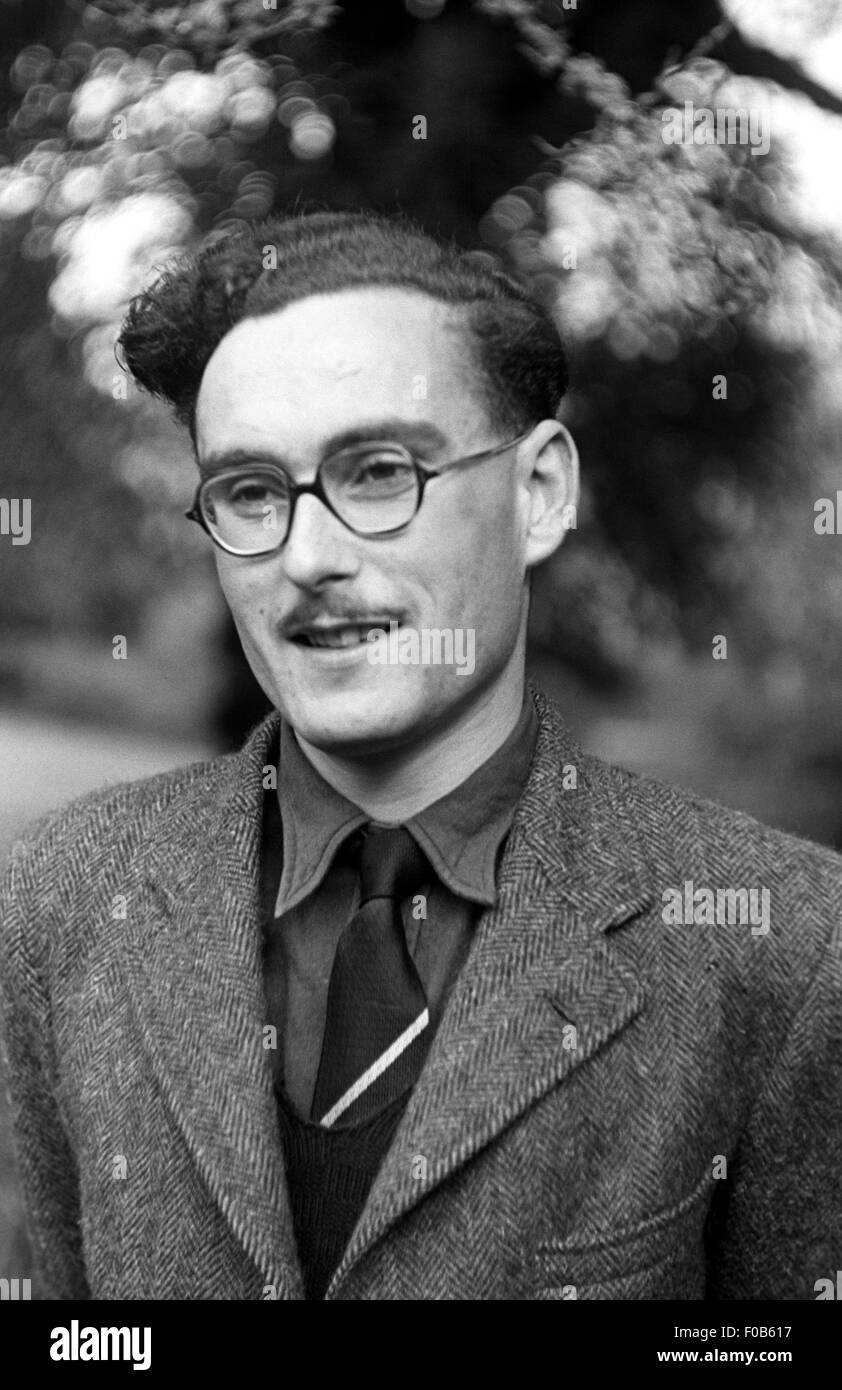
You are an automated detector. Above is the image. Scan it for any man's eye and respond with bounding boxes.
[231,484,268,503]
[358,460,401,481]
[346,453,414,490]
[226,479,282,508]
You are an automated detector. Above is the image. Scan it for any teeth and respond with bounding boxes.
[305,625,372,649]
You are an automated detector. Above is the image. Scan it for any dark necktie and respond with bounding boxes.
[311,825,431,1128]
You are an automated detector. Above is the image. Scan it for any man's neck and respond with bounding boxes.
[294,676,527,822]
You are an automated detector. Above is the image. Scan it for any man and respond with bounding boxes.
[1,211,840,1301]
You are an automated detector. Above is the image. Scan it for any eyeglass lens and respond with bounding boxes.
[201,445,420,552]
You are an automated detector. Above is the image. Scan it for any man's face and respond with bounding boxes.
[194,287,535,756]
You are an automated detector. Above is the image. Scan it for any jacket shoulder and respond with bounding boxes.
[3,750,233,883]
[566,750,842,1050]
[593,753,842,883]
[579,751,842,998]
[531,686,842,889]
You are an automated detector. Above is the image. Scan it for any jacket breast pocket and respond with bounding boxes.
[530,1174,713,1300]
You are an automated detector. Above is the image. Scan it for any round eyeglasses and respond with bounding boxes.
[186,432,531,556]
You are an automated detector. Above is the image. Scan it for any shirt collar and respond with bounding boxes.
[274,690,538,917]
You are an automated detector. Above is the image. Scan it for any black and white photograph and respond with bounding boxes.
[0,0,841,1348]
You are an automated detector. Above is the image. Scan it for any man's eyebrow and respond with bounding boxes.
[198,419,450,476]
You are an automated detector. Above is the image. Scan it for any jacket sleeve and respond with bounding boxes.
[0,839,91,1299]
[708,913,842,1300]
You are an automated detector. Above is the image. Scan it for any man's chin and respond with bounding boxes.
[278,685,428,758]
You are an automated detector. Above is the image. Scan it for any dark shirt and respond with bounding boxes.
[262,693,539,1122]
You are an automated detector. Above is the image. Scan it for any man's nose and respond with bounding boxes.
[281,492,362,587]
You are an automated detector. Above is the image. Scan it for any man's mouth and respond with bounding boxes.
[288,621,399,649]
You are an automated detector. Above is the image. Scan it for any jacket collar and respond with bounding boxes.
[122,684,653,1298]
[274,690,538,915]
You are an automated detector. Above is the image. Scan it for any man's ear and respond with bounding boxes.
[518,420,580,570]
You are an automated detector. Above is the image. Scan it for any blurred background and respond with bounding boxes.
[2,0,842,1290]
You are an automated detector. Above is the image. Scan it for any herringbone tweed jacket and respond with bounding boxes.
[1,687,840,1300]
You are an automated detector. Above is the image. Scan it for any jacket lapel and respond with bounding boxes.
[120,714,302,1297]
[329,686,654,1291]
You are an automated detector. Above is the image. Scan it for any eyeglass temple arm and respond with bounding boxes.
[419,428,532,478]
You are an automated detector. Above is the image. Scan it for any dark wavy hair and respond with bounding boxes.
[118,210,569,445]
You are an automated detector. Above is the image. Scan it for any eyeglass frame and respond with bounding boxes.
[185,428,533,556]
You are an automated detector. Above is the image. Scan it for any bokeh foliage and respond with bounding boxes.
[0,0,841,733]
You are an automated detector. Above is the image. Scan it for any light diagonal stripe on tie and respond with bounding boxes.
[319,1007,430,1128]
